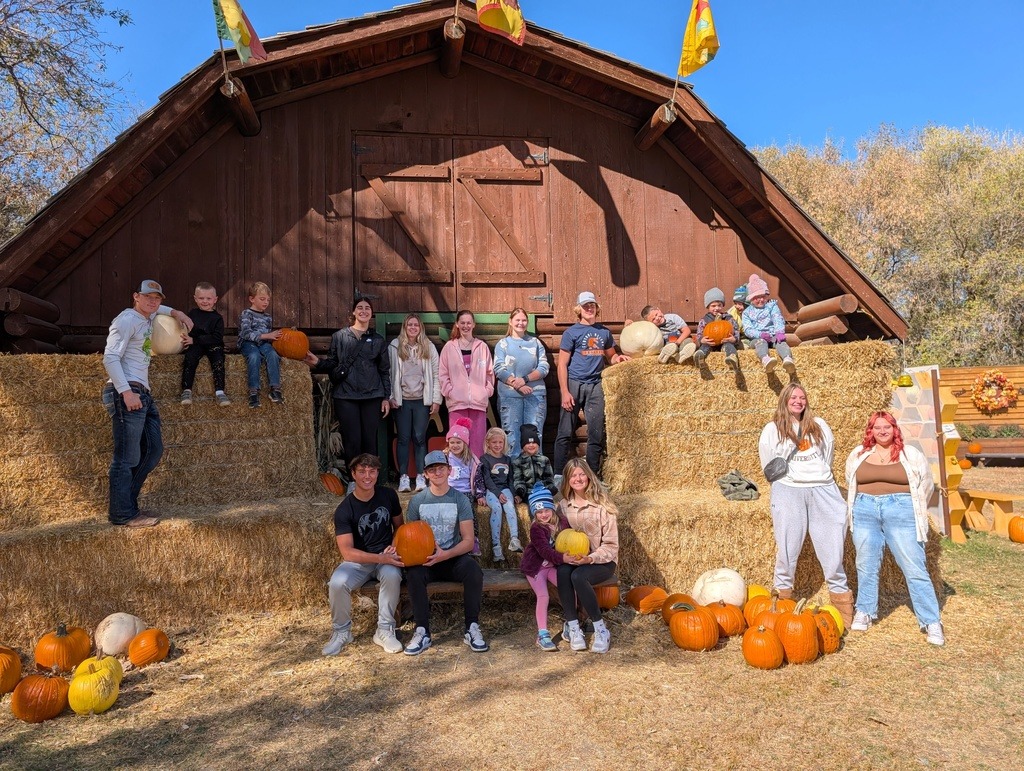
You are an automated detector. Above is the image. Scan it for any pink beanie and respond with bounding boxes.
[447,417,471,444]
[746,273,770,299]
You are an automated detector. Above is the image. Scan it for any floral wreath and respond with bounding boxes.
[971,369,1019,413]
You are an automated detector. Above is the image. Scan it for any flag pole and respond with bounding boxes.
[454,0,461,17]
[218,38,233,90]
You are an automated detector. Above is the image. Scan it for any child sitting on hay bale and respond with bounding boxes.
[742,274,796,375]
[445,418,485,555]
[180,281,231,407]
[640,305,697,365]
[730,285,747,344]
[513,424,558,506]
[694,287,740,374]
[480,427,522,562]
[238,281,285,408]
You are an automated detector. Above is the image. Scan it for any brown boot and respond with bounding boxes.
[775,588,794,600]
[829,590,855,630]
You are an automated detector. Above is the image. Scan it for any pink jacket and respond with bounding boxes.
[439,337,494,412]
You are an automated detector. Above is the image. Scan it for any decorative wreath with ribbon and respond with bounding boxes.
[971,369,1019,413]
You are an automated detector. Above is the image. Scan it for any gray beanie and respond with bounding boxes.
[703,287,726,308]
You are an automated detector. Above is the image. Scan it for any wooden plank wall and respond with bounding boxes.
[46,63,784,334]
[940,366,1024,425]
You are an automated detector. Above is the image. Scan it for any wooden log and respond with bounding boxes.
[796,294,858,323]
[794,337,834,347]
[0,288,61,323]
[785,333,801,348]
[794,315,848,341]
[1,337,62,354]
[633,102,677,151]
[440,18,466,79]
[219,77,261,137]
[2,313,63,343]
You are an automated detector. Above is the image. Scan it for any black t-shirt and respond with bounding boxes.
[333,487,402,554]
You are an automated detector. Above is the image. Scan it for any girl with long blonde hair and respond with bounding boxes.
[387,313,440,491]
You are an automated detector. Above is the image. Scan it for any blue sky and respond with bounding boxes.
[100,1,1024,152]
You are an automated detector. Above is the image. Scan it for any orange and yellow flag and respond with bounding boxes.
[476,0,526,46]
[678,0,719,77]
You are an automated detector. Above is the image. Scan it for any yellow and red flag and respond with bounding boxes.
[678,0,719,77]
[476,0,526,46]
[213,0,268,63]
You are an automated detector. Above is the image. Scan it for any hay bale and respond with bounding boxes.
[0,354,318,530]
[602,341,895,493]
[615,490,943,602]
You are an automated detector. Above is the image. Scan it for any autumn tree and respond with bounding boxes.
[756,126,1024,367]
[0,0,131,243]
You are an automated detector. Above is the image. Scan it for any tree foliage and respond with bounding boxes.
[756,127,1024,367]
[0,0,131,243]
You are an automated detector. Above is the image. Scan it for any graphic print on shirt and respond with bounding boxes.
[489,461,511,480]
[416,501,460,550]
[579,332,605,357]
[357,505,393,545]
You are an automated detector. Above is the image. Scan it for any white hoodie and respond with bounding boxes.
[758,417,836,487]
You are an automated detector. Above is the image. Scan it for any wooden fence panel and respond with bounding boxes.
[939,366,1024,425]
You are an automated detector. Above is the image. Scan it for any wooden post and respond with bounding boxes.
[0,288,60,323]
[440,18,466,79]
[219,77,261,137]
[796,294,858,323]
[2,313,63,343]
[634,103,677,151]
[794,315,849,341]
[1,337,62,354]
[784,333,802,348]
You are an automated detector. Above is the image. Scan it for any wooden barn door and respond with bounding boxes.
[353,133,456,310]
[452,138,550,311]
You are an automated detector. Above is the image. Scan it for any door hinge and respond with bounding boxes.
[528,291,553,310]
[528,151,548,165]
[353,143,375,155]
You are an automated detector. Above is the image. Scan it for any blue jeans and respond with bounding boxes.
[852,492,940,626]
[485,489,519,552]
[240,341,281,392]
[394,399,431,475]
[498,385,547,457]
[103,384,164,524]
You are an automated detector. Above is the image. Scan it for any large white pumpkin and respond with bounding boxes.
[94,612,148,657]
[691,568,746,607]
[151,314,186,355]
[619,320,663,357]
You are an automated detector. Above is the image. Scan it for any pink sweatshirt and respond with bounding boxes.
[439,337,494,412]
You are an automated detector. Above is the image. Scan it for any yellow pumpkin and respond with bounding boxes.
[68,663,119,715]
[74,655,123,686]
[746,584,771,603]
[554,529,590,557]
[807,600,846,636]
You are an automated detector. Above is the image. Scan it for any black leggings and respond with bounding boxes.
[405,554,483,634]
[333,397,382,465]
[557,561,617,623]
[181,344,226,392]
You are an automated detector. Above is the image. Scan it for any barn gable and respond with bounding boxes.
[0,0,905,347]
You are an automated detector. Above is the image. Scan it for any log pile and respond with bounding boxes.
[0,288,63,353]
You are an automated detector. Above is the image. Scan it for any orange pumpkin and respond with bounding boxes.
[595,585,620,610]
[34,622,91,673]
[320,472,345,496]
[668,603,720,651]
[625,585,663,611]
[272,328,310,361]
[636,588,669,615]
[958,458,973,470]
[741,625,784,670]
[752,591,797,632]
[707,600,747,638]
[811,607,841,654]
[774,599,819,664]
[0,645,21,695]
[128,629,170,667]
[703,319,734,345]
[661,593,698,625]
[10,674,69,723]
[1008,515,1024,544]
[393,521,437,566]
[967,442,982,454]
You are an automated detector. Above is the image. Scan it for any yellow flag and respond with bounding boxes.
[678,0,719,77]
[476,0,526,46]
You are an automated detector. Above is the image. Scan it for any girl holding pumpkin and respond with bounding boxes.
[844,412,944,645]
[306,298,391,471]
[520,483,569,651]
[439,310,494,458]
[758,383,854,628]
[388,313,442,492]
[493,307,550,458]
[557,458,619,654]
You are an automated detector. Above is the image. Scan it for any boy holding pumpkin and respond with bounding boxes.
[323,453,405,656]
[693,287,740,373]
[180,282,230,407]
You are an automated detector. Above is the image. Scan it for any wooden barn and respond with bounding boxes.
[0,0,905,353]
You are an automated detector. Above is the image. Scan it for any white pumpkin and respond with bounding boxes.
[151,314,186,355]
[691,568,746,607]
[619,320,664,357]
[94,612,148,657]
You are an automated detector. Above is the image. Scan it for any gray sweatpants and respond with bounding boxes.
[769,482,849,594]
[328,561,402,632]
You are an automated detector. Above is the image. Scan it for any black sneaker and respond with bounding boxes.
[269,388,284,404]
[248,393,260,409]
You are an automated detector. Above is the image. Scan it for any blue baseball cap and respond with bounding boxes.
[424,450,449,468]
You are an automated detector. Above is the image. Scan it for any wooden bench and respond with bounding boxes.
[961,489,1024,538]
[355,568,618,598]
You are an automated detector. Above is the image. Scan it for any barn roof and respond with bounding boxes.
[0,0,905,338]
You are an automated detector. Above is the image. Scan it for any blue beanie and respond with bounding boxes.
[733,284,748,302]
[528,483,555,517]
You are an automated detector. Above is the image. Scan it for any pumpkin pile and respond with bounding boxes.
[626,568,846,670]
[6,613,172,723]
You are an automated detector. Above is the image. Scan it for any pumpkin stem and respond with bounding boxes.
[56,622,68,637]
[794,598,808,614]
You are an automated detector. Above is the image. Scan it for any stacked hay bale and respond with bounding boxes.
[602,342,943,599]
[0,354,326,646]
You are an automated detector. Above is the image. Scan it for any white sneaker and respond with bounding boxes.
[398,474,411,492]
[925,622,945,646]
[463,622,489,652]
[762,356,778,373]
[782,357,796,374]
[507,537,523,553]
[851,611,873,632]
[404,627,432,656]
[180,389,193,406]
[676,341,697,364]
[322,629,353,656]
[372,627,403,654]
[414,474,427,491]
[563,622,587,651]
[590,626,611,654]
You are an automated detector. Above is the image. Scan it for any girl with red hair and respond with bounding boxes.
[844,411,943,645]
